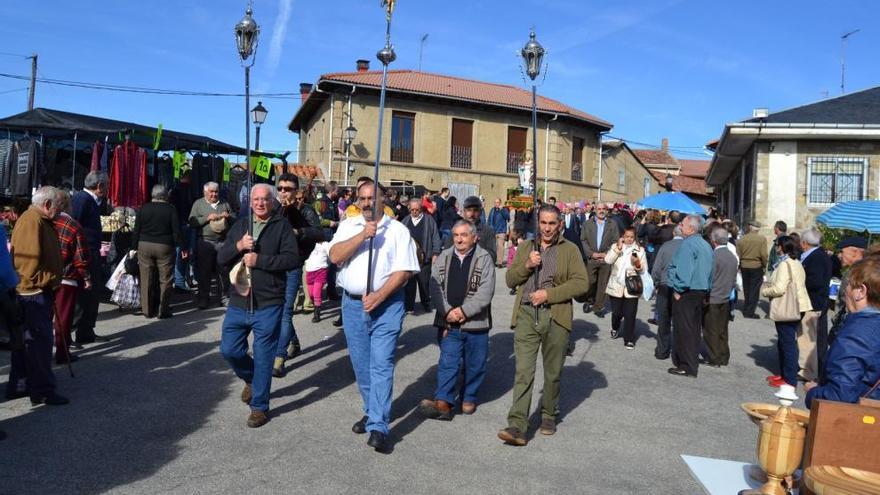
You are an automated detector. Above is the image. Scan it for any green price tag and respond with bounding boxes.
[153,123,163,151]
[173,150,186,179]
[223,159,231,182]
[250,156,272,179]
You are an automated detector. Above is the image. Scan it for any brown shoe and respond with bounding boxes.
[498,426,527,446]
[539,417,557,436]
[247,410,268,428]
[461,402,476,415]
[240,383,252,404]
[418,399,452,420]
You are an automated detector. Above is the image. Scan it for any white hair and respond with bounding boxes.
[452,219,478,236]
[252,183,276,202]
[32,185,59,207]
[801,227,822,247]
[83,171,108,190]
[683,215,703,233]
[710,227,729,245]
[203,181,219,192]
[151,184,168,200]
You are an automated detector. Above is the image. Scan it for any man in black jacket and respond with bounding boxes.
[798,227,832,382]
[444,196,496,261]
[402,198,442,313]
[218,184,298,428]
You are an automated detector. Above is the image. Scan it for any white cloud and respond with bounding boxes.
[266,0,294,76]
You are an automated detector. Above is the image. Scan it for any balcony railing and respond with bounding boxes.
[390,141,413,163]
[451,145,472,169]
[506,151,523,174]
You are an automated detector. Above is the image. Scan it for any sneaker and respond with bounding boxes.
[539,418,557,435]
[247,410,268,428]
[768,377,787,388]
[610,329,619,339]
[498,426,527,446]
[624,342,635,350]
[287,342,302,360]
[241,383,252,404]
[272,357,286,378]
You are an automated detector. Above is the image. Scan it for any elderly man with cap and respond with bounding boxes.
[736,220,768,319]
[444,196,496,262]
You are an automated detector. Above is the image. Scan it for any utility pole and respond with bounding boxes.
[27,53,37,110]
[840,29,859,95]
[418,33,428,71]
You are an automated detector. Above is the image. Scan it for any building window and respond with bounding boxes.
[643,177,650,198]
[571,136,584,182]
[390,111,415,163]
[506,126,528,174]
[618,169,626,190]
[451,118,473,170]
[807,156,868,204]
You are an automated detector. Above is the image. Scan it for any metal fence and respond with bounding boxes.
[506,151,523,174]
[451,145,472,169]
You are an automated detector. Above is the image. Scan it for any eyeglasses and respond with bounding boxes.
[277,186,295,192]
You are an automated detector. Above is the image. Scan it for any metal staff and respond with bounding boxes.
[366,0,397,295]
[521,30,545,324]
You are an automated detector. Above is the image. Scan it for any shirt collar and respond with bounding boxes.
[85,188,101,204]
[800,246,818,261]
[454,246,475,261]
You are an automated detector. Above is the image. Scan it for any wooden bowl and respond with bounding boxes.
[741,402,811,427]
[803,465,880,494]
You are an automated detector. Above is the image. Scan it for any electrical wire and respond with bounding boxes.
[0,72,299,99]
[0,87,28,95]
[0,51,30,58]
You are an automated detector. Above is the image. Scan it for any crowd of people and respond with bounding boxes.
[1,174,878,452]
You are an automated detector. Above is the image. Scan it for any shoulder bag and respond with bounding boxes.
[769,261,801,322]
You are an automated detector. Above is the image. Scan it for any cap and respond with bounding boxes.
[837,236,868,250]
[462,196,482,209]
[749,220,762,228]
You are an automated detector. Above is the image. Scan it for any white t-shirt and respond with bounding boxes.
[305,242,330,272]
[329,214,420,296]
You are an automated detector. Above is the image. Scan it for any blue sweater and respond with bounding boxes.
[667,234,713,294]
[487,207,510,234]
[806,308,880,408]
[0,228,18,290]
[71,190,105,253]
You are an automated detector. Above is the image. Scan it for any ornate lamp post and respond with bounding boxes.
[234,2,260,311]
[251,101,268,151]
[522,29,545,324]
[665,172,674,192]
[344,123,358,185]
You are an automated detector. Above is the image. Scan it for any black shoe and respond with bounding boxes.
[609,329,619,339]
[582,303,590,313]
[421,303,431,313]
[311,307,321,323]
[667,367,696,378]
[565,341,575,356]
[624,342,635,350]
[594,310,606,318]
[367,431,388,452]
[509,289,517,296]
[647,318,657,325]
[654,352,670,360]
[332,317,343,328]
[196,301,209,310]
[745,314,761,320]
[30,393,70,406]
[158,312,173,319]
[352,415,368,434]
[5,389,27,401]
[0,430,5,441]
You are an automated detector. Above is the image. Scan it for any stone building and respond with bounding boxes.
[707,87,880,232]
[600,140,663,203]
[288,62,621,203]
[632,140,715,208]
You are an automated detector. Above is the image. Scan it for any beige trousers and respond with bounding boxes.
[798,310,821,381]
[495,233,507,266]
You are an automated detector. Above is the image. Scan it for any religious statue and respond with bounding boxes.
[519,159,534,196]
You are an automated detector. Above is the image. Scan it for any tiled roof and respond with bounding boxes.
[318,70,612,129]
[744,86,880,125]
[678,159,711,179]
[273,163,323,179]
[649,170,712,197]
[632,148,678,167]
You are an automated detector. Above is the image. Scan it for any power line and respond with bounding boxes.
[606,135,713,157]
[0,72,299,98]
[0,51,29,58]
[0,87,28,95]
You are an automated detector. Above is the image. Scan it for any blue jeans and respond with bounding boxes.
[275,267,303,358]
[174,224,195,287]
[342,290,405,435]
[220,304,282,412]
[435,328,489,405]
[775,320,799,386]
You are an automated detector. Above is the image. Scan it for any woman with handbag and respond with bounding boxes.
[604,226,648,349]
[761,236,812,400]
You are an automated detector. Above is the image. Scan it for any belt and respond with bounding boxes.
[345,291,363,301]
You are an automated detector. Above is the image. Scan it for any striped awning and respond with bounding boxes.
[816,200,880,234]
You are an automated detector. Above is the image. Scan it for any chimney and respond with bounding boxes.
[753,108,769,119]
[661,137,669,151]
[299,83,313,105]
[356,59,370,72]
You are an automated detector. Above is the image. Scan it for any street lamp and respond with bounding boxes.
[344,123,357,185]
[234,1,259,312]
[251,101,268,150]
[521,28,545,325]
[665,172,674,192]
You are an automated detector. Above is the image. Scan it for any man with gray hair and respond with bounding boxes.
[702,225,738,367]
[71,171,111,344]
[799,227,832,381]
[666,215,714,377]
[8,186,68,405]
[650,223,684,360]
[188,181,233,309]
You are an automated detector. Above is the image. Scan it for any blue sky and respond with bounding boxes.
[1,0,878,160]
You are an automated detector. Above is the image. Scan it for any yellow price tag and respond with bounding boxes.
[864,416,876,425]
[250,156,272,179]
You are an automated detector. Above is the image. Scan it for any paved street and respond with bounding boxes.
[0,274,796,494]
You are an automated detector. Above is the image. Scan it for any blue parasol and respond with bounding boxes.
[816,200,880,234]
[636,191,707,215]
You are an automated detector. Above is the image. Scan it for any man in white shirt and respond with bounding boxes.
[329,179,419,453]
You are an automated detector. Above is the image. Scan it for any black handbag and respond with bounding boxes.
[625,274,643,296]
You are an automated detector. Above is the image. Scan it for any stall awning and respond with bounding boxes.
[0,108,252,155]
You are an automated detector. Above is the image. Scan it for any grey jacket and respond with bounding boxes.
[402,213,442,265]
[651,237,683,287]
[430,244,495,331]
[581,218,620,259]
[710,246,738,304]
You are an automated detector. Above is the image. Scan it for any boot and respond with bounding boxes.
[311,306,321,323]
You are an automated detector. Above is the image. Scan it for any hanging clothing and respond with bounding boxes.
[3,137,45,196]
[109,140,148,208]
[155,154,175,189]
[90,140,110,173]
[226,166,248,214]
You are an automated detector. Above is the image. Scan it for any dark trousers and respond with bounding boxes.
[196,238,227,305]
[741,267,763,317]
[74,248,103,341]
[654,285,673,359]
[672,290,705,376]
[137,241,175,317]
[585,259,611,312]
[609,296,639,343]
[702,302,730,365]
[8,293,56,398]
[816,308,829,376]
[405,263,431,311]
[775,320,799,386]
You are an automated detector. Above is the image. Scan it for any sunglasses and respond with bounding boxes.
[278,186,296,192]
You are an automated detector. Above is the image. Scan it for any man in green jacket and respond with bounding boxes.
[498,205,588,446]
